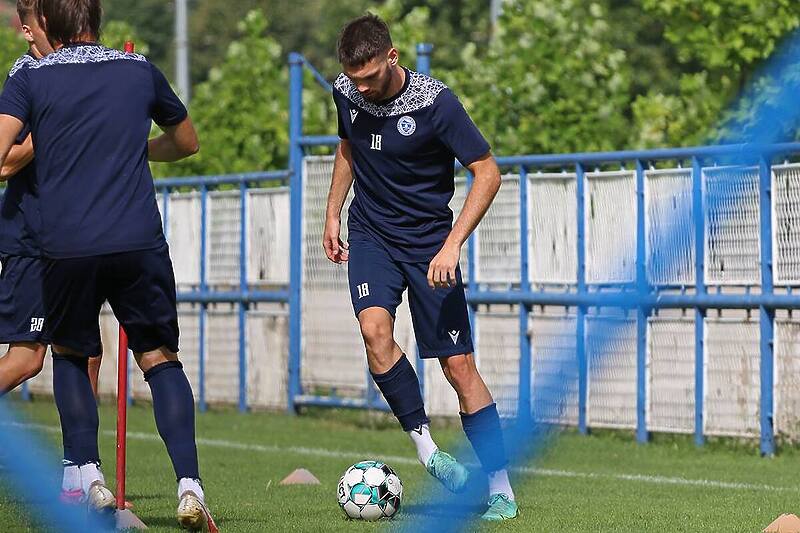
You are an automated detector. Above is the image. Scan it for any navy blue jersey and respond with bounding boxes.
[0,54,40,257]
[0,44,187,259]
[333,68,490,262]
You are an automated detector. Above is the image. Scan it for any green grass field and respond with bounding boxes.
[0,397,798,532]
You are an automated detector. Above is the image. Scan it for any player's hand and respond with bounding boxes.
[323,217,349,264]
[427,242,460,289]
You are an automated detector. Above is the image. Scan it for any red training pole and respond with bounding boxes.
[116,325,129,511]
[116,41,135,514]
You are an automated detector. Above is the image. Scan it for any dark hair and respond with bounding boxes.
[337,13,393,67]
[16,0,36,22]
[37,0,102,45]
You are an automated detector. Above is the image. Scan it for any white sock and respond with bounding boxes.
[407,423,438,466]
[488,469,515,500]
[79,463,104,496]
[62,464,80,492]
[178,477,205,502]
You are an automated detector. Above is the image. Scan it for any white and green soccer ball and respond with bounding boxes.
[337,460,403,521]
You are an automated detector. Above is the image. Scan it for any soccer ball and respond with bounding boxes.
[337,460,403,521]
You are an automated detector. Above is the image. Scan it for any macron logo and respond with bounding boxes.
[350,109,359,123]
[448,330,460,345]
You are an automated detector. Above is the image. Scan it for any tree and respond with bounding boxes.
[153,9,335,178]
[0,23,27,76]
[102,0,172,72]
[100,20,149,56]
[443,0,632,155]
[631,0,800,147]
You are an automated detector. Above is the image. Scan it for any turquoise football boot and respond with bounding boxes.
[425,449,469,493]
[481,493,519,521]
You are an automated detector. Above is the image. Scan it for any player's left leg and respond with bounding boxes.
[404,261,517,520]
[107,245,217,532]
[439,355,517,520]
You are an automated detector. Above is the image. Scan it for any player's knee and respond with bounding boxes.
[135,347,178,373]
[22,353,44,380]
[442,355,478,392]
[359,319,392,349]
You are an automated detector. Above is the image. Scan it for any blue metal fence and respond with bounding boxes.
[19,46,800,457]
[284,48,800,456]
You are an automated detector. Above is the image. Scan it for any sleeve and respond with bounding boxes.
[0,68,31,126]
[430,88,490,167]
[150,63,188,127]
[15,123,30,145]
[332,91,349,140]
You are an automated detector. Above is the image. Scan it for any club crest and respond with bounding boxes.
[397,115,416,136]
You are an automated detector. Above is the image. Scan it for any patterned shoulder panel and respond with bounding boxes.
[30,45,147,70]
[333,70,447,117]
[8,54,37,78]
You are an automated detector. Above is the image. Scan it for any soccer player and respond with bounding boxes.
[324,14,518,521]
[0,1,215,529]
[0,0,108,506]
[0,0,50,398]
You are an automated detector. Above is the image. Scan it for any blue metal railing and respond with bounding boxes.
[154,169,290,414]
[285,46,800,456]
[17,45,798,457]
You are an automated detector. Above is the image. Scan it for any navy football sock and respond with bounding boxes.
[144,361,200,480]
[52,353,100,466]
[371,355,429,432]
[460,403,508,472]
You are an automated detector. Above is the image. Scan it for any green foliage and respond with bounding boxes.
[102,0,172,73]
[643,0,800,72]
[632,0,800,147]
[1,0,799,171]
[100,20,149,56]
[0,24,28,76]
[444,0,632,154]
[153,9,334,178]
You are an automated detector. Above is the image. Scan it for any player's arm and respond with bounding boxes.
[0,133,33,178]
[323,140,355,264]
[148,116,199,162]
[427,88,500,288]
[428,153,501,288]
[0,115,25,182]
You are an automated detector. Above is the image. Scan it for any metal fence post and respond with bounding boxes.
[416,42,432,401]
[759,156,775,456]
[635,160,649,443]
[576,162,588,434]
[692,156,705,447]
[238,181,248,412]
[198,184,208,412]
[161,187,170,238]
[518,166,532,423]
[416,43,432,74]
[288,52,305,414]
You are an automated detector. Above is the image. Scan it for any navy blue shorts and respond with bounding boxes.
[43,245,179,356]
[0,255,48,344]
[347,236,473,358]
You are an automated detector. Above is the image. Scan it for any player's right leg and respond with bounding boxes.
[0,255,89,504]
[87,353,102,398]
[0,255,49,394]
[0,342,45,394]
[106,245,217,532]
[43,255,114,513]
[348,238,468,493]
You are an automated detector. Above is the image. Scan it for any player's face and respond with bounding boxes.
[343,48,399,102]
[21,15,54,58]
